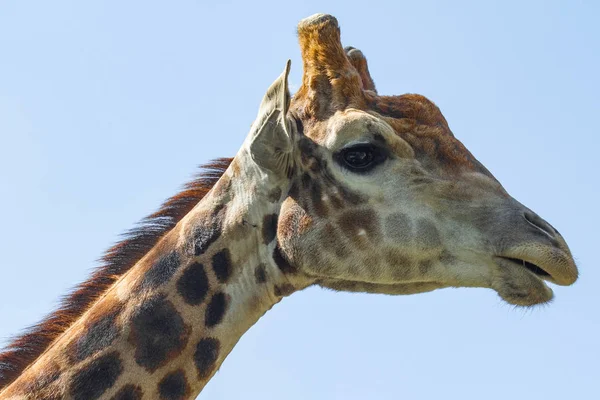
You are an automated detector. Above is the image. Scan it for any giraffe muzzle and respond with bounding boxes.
[495,210,578,287]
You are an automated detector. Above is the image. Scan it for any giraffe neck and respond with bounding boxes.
[0,152,309,400]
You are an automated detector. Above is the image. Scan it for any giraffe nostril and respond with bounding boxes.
[523,210,558,239]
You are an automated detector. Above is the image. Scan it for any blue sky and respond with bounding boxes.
[0,1,598,399]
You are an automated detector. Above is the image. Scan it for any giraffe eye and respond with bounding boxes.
[337,144,386,172]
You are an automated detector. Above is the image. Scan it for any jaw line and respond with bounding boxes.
[316,278,445,295]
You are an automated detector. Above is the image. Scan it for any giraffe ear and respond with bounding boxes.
[248,60,295,178]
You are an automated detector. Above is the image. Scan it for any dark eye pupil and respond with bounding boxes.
[344,148,373,168]
[336,144,386,173]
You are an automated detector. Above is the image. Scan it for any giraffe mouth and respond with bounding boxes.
[497,257,552,280]
[492,256,556,306]
[494,243,577,288]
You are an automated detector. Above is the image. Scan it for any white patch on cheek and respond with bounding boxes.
[322,195,329,201]
[358,229,367,236]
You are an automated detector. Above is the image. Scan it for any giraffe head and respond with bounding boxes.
[248,14,577,307]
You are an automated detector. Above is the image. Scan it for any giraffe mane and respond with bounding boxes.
[0,158,233,390]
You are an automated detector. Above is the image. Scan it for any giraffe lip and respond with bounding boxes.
[496,256,553,281]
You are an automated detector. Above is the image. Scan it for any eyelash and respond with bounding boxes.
[334,144,387,173]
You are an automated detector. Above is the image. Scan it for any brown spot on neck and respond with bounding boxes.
[128,295,190,372]
[261,214,279,244]
[188,203,228,257]
[205,292,229,327]
[212,249,233,283]
[158,369,190,400]
[70,303,122,362]
[255,264,267,283]
[70,352,123,400]
[194,338,220,380]
[111,384,143,400]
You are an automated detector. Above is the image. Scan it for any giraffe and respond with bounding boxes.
[0,13,578,400]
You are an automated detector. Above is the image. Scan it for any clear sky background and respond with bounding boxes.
[0,1,598,399]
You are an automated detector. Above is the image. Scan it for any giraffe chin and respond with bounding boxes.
[492,257,555,307]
